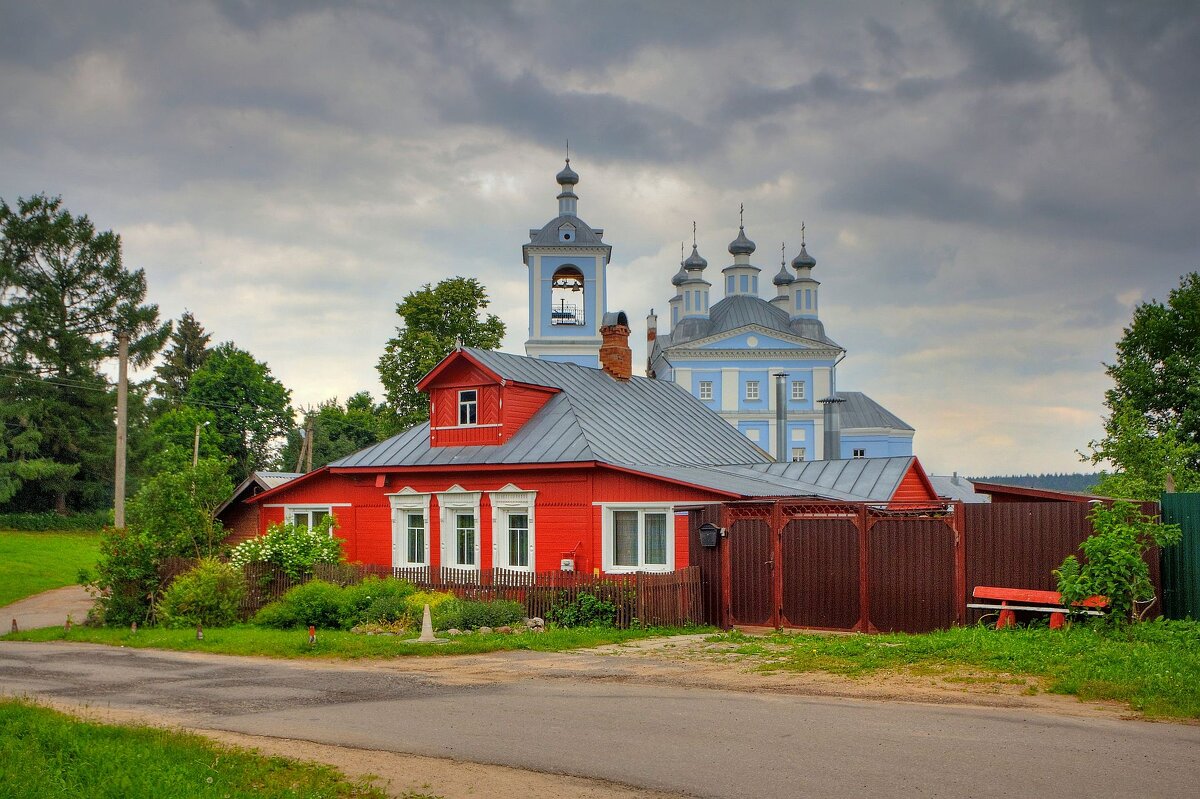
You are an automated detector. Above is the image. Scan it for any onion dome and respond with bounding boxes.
[556,159,579,186]
[671,263,689,286]
[683,244,708,270]
[773,262,795,286]
[791,243,816,269]
[728,225,756,255]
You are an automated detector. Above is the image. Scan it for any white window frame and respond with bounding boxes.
[386,487,431,568]
[790,381,805,401]
[791,447,806,462]
[745,380,760,401]
[437,485,481,571]
[285,506,335,534]
[490,484,536,573]
[599,503,675,574]
[458,389,478,426]
[698,380,714,401]
[853,448,867,459]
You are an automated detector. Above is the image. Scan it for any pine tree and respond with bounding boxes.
[154,311,212,402]
[0,194,169,512]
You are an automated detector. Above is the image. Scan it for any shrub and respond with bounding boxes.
[363,595,412,626]
[1056,501,1183,622]
[432,599,525,631]
[0,510,112,531]
[338,577,416,628]
[90,527,165,626]
[253,580,344,629]
[157,558,247,628]
[547,591,618,628]
[400,590,459,630]
[230,516,344,579]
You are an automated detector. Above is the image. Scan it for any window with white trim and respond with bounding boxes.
[387,488,430,568]
[603,506,673,573]
[698,380,713,401]
[745,380,760,401]
[458,390,478,426]
[490,485,536,572]
[287,506,332,532]
[853,448,866,459]
[790,381,805,401]
[438,487,481,570]
[791,447,806,462]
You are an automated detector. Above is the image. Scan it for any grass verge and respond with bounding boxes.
[0,698,421,798]
[710,619,1200,719]
[0,530,101,606]
[3,623,708,658]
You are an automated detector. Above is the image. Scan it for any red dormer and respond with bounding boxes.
[417,350,559,447]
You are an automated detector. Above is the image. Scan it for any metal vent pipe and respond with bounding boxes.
[774,372,788,462]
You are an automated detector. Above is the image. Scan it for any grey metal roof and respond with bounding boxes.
[772,263,795,285]
[728,226,756,255]
[792,243,816,268]
[331,348,771,470]
[556,160,579,185]
[928,474,989,503]
[526,215,609,248]
[256,471,303,489]
[684,244,708,269]
[661,294,840,349]
[836,391,914,431]
[626,456,917,502]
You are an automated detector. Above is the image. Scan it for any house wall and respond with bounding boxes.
[252,464,727,574]
[218,502,260,546]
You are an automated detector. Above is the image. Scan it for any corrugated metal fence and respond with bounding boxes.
[1161,493,1200,620]
[691,500,1166,634]
[159,558,704,628]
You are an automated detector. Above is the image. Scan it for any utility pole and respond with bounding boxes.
[114,331,129,528]
[192,421,209,468]
[304,417,314,473]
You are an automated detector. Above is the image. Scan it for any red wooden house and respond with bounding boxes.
[243,322,938,576]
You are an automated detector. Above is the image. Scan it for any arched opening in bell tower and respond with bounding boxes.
[550,266,586,326]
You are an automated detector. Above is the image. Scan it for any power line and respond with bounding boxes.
[0,366,244,411]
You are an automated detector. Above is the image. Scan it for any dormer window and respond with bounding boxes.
[559,223,576,242]
[458,390,478,425]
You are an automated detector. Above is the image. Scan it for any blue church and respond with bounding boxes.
[523,159,914,462]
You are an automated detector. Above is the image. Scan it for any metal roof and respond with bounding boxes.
[660,294,840,349]
[623,456,917,502]
[331,348,771,470]
[928,474,989,503]
[255,471,303,489]
[836,392,914,431]
[526,214,610,248]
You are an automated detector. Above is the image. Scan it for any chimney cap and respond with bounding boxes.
[601,310,629,328]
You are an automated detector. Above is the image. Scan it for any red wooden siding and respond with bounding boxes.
[891,462,939,503]
[239,463,728,576]
[429,384,502,447]
[501,384,557,440]
[219,502,260,546]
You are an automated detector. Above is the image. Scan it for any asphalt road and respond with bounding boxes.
[3,642,1198,799]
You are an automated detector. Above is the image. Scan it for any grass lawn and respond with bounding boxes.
[0,530,101,606]
[711,619,1200,719]
[3,623,708,658]
[0,699,437,798]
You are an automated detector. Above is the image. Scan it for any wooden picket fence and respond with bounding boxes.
[159,558,705,628]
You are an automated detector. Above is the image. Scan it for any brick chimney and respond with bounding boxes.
[599,311,633,380]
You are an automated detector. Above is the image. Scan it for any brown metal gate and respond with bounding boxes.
[718,500,964,633]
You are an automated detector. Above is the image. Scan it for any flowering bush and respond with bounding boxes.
[230,516,344,579]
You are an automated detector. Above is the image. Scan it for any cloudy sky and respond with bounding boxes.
[2,1,1197,476]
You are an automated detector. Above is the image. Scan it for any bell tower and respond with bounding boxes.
[523,157,612,367]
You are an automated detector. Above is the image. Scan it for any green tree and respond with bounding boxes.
[154,311,212,403]
[0,194,169,512]
[376,277,505,431]
[1086,273,1200,499]
[137,405,223,473]
[185,343,293,479]
[280,391,386,471]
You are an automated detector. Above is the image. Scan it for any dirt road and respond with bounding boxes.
[3,640,1198,799]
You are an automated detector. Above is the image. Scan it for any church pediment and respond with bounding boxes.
[679,324,841,354]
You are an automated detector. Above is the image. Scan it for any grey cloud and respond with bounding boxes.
[935,1,1065,87]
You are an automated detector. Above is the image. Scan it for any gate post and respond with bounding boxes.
[952,500,966,626]
[771,500,784,629]
[718,503,732,629]
[856,503,874,633]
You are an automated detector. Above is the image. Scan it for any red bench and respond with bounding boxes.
[969,586,1108,630]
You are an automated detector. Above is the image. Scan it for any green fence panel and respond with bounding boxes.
[1161,493,1200,620]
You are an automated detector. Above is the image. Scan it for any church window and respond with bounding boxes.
[853,448,866,459]
[698,381,713,401]
[685,292,691,311]
[550,266,585,326]
[805,289,812,310]
[745,380,760,401]
[739,275,749,293]
[457,390,478,425]
[791,381,805,401]
[791,448,806,462]
[558,223,576,242]
[726,276,734,293]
